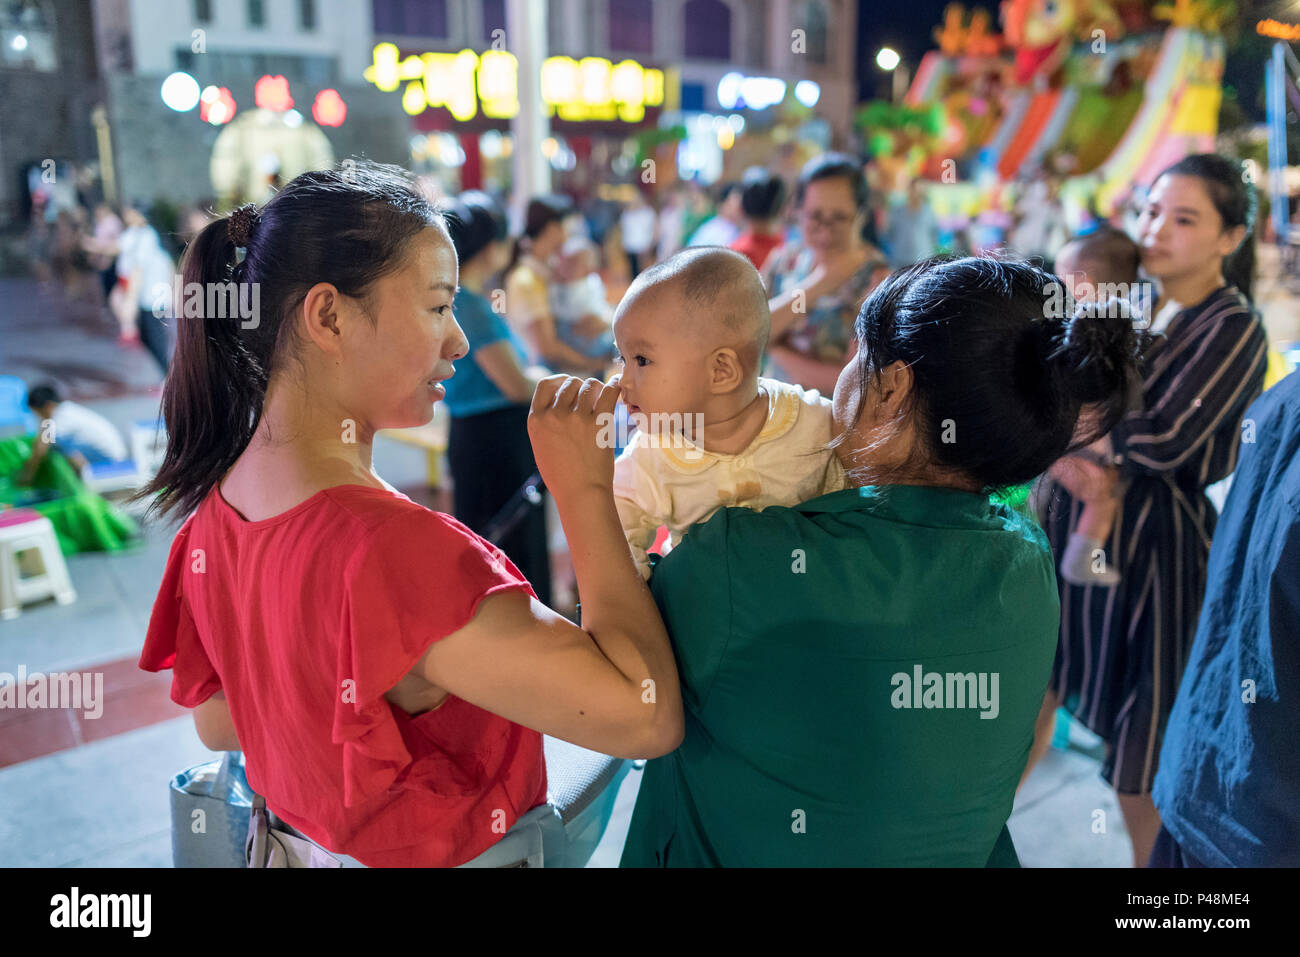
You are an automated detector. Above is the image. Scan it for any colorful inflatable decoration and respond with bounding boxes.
[896,0,1228,234]
[1002,0,1124,85]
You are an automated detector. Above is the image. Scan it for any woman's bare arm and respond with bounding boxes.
[473,340,543,405]
[194,691,241,751]
[417,376,683,758]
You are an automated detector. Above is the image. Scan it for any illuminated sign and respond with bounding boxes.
[312,89,347,127]
[364,43,665,122]
[1257,19,1300,40]
[254,75,294,111]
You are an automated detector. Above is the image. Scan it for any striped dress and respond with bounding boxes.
[1042,286,1269,795]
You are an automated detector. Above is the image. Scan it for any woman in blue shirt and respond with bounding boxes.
[443,192,552,604]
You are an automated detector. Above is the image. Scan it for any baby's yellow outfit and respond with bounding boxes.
[613,377,847,579]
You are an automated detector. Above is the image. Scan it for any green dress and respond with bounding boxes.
[620,485,1059,867]
[0,436,138,554]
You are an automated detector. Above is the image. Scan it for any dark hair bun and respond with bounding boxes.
[849,257,1146,491]
[1046,301,1148,434]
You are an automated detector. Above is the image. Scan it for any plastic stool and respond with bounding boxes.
[0,509,76,619]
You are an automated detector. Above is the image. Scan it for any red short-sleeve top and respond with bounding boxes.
[139,483,548,867]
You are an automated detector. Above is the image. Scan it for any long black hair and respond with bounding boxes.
[137,160,446,518]
[1154,153,1257,302]
[837,256,1146,492]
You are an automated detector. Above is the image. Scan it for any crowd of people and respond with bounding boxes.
[20,143,1288,867]
[24,192,220,376]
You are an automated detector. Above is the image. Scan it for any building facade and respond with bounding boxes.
[0,0,104,226]
[2,1,858,220]
[92,0,406,211]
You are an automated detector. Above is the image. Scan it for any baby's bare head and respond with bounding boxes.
[618,247,771,374]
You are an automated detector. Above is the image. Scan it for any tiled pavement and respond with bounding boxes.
[5,249,1297,869]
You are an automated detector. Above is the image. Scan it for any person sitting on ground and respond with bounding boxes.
[610,247,845,580]
[17,382,130,484]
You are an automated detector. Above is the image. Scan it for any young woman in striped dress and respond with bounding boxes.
[1032,154,1269,866]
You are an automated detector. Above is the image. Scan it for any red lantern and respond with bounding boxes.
[312,89,347,127]
[200,86,236,125]
[254,75,294,111]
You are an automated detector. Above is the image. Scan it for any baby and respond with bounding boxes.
[611,247,846,579]
[1051,224,1143,586]
[551,237,616,367]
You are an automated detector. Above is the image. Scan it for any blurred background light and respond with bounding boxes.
[161,72,200,112]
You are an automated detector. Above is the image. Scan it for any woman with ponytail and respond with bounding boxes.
[1035,154,1269,866]
[137,161,682,867]
[621,257,1144,867]
[503,194,608,376]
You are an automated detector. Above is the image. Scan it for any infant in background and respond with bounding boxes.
[550,237,616,368]
[1051,224,1144,586]
[611,247,846,580]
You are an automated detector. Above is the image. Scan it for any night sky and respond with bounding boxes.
[855,0,957,103]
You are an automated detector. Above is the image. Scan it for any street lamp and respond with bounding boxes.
[876,47,909,105]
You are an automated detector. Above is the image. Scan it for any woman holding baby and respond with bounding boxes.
[1027,155,1268,867]
[140,161,1141,867]
[618,256,1144,866]
[763,152,891,395]
[503,195,612,378]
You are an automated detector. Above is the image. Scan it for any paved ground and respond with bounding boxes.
[3,249,1296,868]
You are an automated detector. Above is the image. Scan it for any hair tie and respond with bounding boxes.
[228,203,260,249]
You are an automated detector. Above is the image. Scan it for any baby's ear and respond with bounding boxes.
[709,347,743,394]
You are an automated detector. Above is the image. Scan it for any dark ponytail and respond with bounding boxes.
[136,160,446,519]
[839,256,1146,492]
[1155,153,1257,302]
